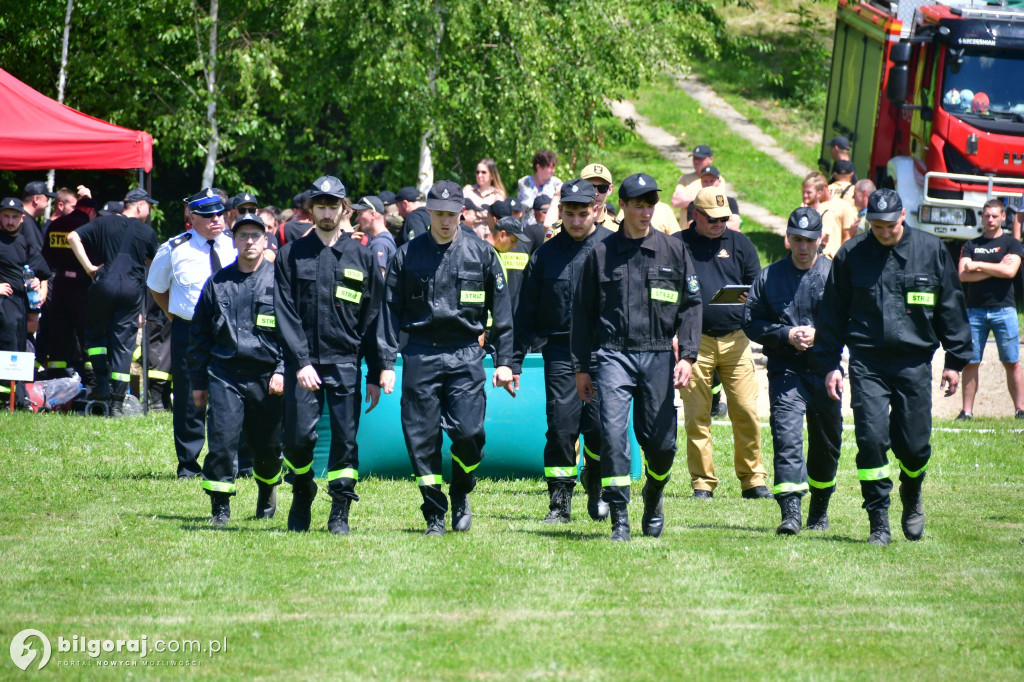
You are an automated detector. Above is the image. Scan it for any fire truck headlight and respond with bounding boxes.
[919,205,967,225]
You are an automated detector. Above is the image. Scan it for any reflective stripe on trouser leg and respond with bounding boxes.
[632,351,677,486]
[282,366,321,480]
[236,371,284,486]
[805,369,843,494]
[402,347,451,517]
[443,346,486,495]
[319,362,363,501]
[888,359,933,481]
[768,370,809,497]
[849,355,895,511]
[201,479,236,494]
[202,369,245,490]
[541,344,586,483]
[596,349,637,506]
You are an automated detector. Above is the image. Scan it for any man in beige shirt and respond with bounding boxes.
[671,144,722,221]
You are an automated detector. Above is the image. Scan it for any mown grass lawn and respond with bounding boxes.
[1,411,1022,680]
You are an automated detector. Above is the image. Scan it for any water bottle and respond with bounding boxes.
[23,264,41,310]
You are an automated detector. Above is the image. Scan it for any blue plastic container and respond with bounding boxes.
[312,354,644,481]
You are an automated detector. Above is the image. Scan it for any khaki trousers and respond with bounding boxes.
[680,331,765,492]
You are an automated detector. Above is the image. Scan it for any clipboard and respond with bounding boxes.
[709,284,750,305]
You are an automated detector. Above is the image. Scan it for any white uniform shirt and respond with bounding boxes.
[147,229,237,320]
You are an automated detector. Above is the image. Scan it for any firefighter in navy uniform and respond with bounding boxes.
[38,197,97,381]
[67,189,160,416]
[571,174,703,541]
[148,189,238,477]
[514,178,613,523]
[378,181,516,536]
[815,189,971,545]
[187,213,285,526]
[274,176,385,535]
[742,207,843,535]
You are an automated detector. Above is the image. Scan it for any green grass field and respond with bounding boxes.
[2,411,1022,679]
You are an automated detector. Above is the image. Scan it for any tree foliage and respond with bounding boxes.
[0,0,744,207]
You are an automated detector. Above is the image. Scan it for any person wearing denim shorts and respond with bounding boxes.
[958,199,1024,420]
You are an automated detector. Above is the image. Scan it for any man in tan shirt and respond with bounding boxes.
[670,144,723,221]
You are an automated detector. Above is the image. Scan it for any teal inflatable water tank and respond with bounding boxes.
[312,354,644,481]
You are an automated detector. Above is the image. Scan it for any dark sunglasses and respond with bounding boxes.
[592,184,610,194]
[699,211,729,224]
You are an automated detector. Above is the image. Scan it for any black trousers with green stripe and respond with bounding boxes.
[542,343,602,485]
[283,361,362,500]
[767,368,843,498]
[848,354,933,512]
[85,272,141,400]
[201,364,283,496]
[595,349,677,506]
[400,342,486,518]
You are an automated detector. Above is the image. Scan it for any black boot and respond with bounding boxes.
[210,493,231,527]
[424,513,446,537]
[255,481,277,519]
[451,486,472,532]
[328,496,352,535]
[776,495,801,536]
[580,463,609,521]
[867,508,891,546]
[287,477,318,532]
[641,479,665,538]
[108,397,125,418]
[806,489,832,531]
[543,483,572,523]
[899,474,926,541]
[609,503,631,542]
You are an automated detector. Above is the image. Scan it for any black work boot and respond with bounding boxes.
[899,475,926,541]
[543,483,572,523]
[210,494,231,527]
[806,489,832,531]
[287,477,318,532]
[108,397,125,418]
[424,513,446,537]
[328,496,352,535]
[609,503,631,542]
[867,508,891,546]
[641,479,665,538]
[451,487,472,532]
[580,464,609,521]
[776,495,801,536]
[255,481,277,519]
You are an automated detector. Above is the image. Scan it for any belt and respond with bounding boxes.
[405,336,478,351]
[704,329,741,338]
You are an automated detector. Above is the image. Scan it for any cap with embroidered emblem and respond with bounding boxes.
[425,181,463,213]
[233,212,267,231]
[560,178,596,204]
[618,173,660,200]
[532,194,552,210]
[308,176,347,201]
[865,188,903,222]
[693,187,731,219]
[580,163,612,184]
[1,197,26,214]
[786,206,822,239]
[187,188,222,215]
[495,216,531,243]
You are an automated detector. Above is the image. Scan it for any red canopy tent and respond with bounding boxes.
[0,66,153,173]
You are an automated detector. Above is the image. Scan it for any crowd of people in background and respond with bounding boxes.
[1,140,1020,544]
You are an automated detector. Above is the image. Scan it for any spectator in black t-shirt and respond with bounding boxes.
[957,199,1024,420]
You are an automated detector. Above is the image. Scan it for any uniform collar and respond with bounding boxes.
[614,227,659,253]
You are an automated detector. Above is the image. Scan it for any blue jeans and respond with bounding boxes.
[967,306,1020,364]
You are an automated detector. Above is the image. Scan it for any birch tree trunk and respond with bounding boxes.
[200,0,220,188]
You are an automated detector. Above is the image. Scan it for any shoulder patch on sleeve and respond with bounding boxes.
[686,274,699,293]
[169,232,193,250]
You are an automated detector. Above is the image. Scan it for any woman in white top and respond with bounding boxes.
[463,158,507,209]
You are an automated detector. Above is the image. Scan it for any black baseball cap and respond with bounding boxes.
[233,212,267,231]
[692,145,713,158]
[23,181,56,198]
[425,181,463,213]
[77,197,99,211]
[618,173,660,199]
[700,165,721,179]
[308,176,347,201]
[463,197,482,212]
[100,200,123,216]
[487,200,511,219]
[787,206,823,239]
[560,178,596,204]
[125,188,159,205]
[351,195,385,214]
[495,217,531,243]
[292,190,309,209]
[532,194,552,210]
[508,197,523,213]
[827,135,851,150]
[865,189,903,222]
[231,191,259,210]
[1,197,26,213]
[833,160,856,175]
[396,186,421,202]
[377,190,397,206]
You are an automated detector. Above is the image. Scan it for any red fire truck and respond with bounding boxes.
[822,0,1024,242]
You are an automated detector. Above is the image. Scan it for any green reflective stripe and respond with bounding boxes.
[451,452,480,474]
[252,470,281,485]
[343,268,364,281]
[201,480,236,494]
[642,453,671,481]
[807,476,836,489]
[132,346,142,362]
[773,481,809,495]
[47,361,68,369]
[907,292,935,306]
[460,290,485,304]
[858,464,891,481]
[650,287,679,303]
[0,384,10,393]
[84,362,93,370]
[602,475,631,487]
[283,458,312,476]
[149,370,171,381]
[583,444,600,461]
[418,474,443,486]
[335,286,362,304]
[327,467,359,482]
[256,314,276,328]
[87,347,107,356]
[897,460,929,478]
[711,383,722,395]
[111,372,131,382]
[545,466,579,479]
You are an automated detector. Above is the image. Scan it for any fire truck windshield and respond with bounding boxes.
[941,49,1024,120]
